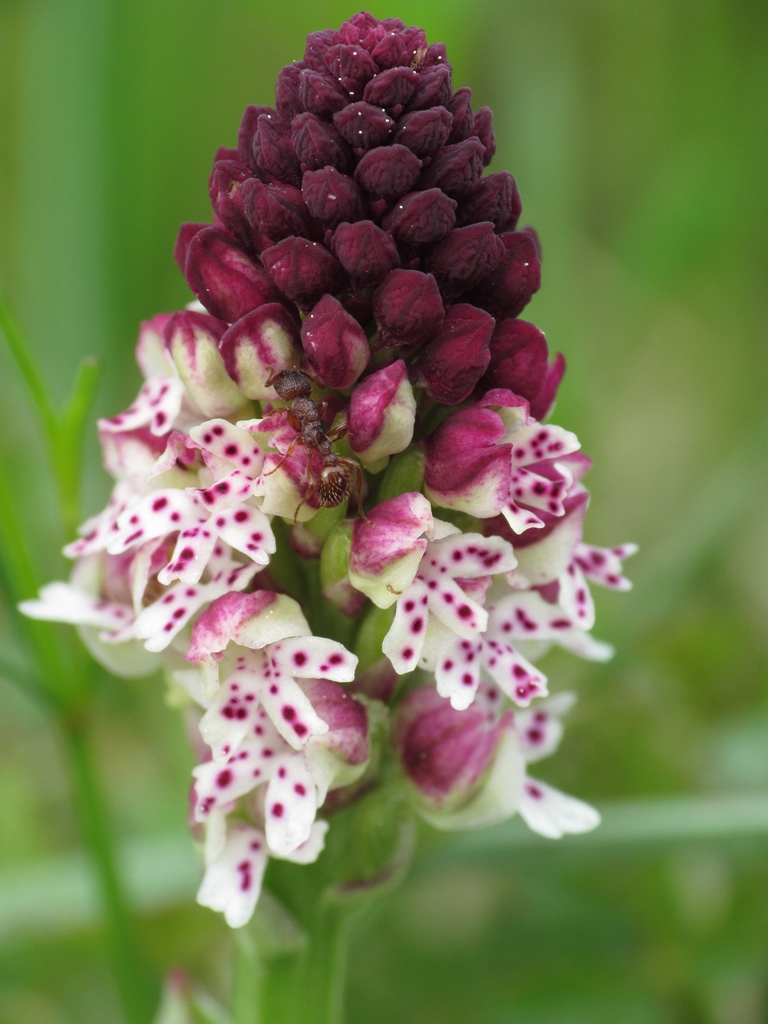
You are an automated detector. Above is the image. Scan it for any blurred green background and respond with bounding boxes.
[1,0,767,1021]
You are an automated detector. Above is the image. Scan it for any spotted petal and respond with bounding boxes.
[264,754,318,856]
[482,637,547,707]
[515,692,575,763]
[99,376,184,437]
[196,821,268,928]
[519,777,600,838]
[382,579,430,674]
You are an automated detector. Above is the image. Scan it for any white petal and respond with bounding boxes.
[519,777,601,838]
[197,822,268,928]
[276,820,329,865]
[264,756,318,856]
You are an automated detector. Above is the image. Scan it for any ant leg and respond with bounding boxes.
[340,458,370,523]
[327,420,348,442]
[264,435,299,475]
[292,477,316,523]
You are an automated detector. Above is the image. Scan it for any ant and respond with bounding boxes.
[264,369,368,521]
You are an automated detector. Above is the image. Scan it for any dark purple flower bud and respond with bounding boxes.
[381,188,456,246]
[291,112,351,172]
[244,181,312,244]
[373,269,444,348]
[333,102,395,150]
[261,236,344,311]
[275,63,304,121]
[209,160,255,246]
[529,352,566,422]
[298,68,349,118]
[479,318,549,402]
[213,145,239,163]
[219,303,302,399]
[174,222,208,275]
[237,104,276,172]
[457,171,521,231]
[370,26,426,69]
[393,106,453,158]
[323,43,378,90]
[469,229,541,318]
[473,106,496,166]
[354,144,422,201]
[419,138,485,198]
[342,11,386,41]
[424,43,450,68]
[303,29,338,73]
[253,114,301,186]
[406,65,452,110]
[302,167,366,228]
[411,303,495,404]
[423,221,506,293]
[363,67,420,114]
[446,87,473,143]
[395,686,505,807]
[301,294,370,389]
[330,220,400,286]
[184,226,276,323]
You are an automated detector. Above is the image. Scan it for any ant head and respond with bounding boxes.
[317,463,352,507]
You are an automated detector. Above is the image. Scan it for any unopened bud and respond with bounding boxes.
[423,221,506,294]
[261,236,344,311]
[253,114,301,186]
[457,171,521,231]
[348,360,416,464]
[184,226,276,323]
[330,220,400,287]
[363,66,420,114]
[354,144,422,201]
[411,303,495,404]
[301,294,370,389]
[395,686,506,809]
[406,64,452,110]
[245,181,313,244]
[291,112,352,172]
[393,106,453,158]
[333,102,395,150]
[373,269,444,349]
[446,87,473,142]
[237,104,275,172]
[381,188,456,246]
[302,167,366,228]
[419,138,485,198]
[480,318,549,403]
[298,68,349,118]
[165,311,249,417]
[472,106,497,165]
[219,303,302,399]
[469,228,541,319]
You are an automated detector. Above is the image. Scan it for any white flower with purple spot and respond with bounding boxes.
[185,590,357,741]
[380,523,517,676]
[423,390,581,534]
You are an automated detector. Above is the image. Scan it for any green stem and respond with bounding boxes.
[300,899,350,1024]
[63,712,156,1024]
[233,928,264,1024]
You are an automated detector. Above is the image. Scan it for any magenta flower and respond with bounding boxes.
[21,11,635,929]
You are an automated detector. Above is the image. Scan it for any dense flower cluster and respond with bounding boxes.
[22,12,634,927]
